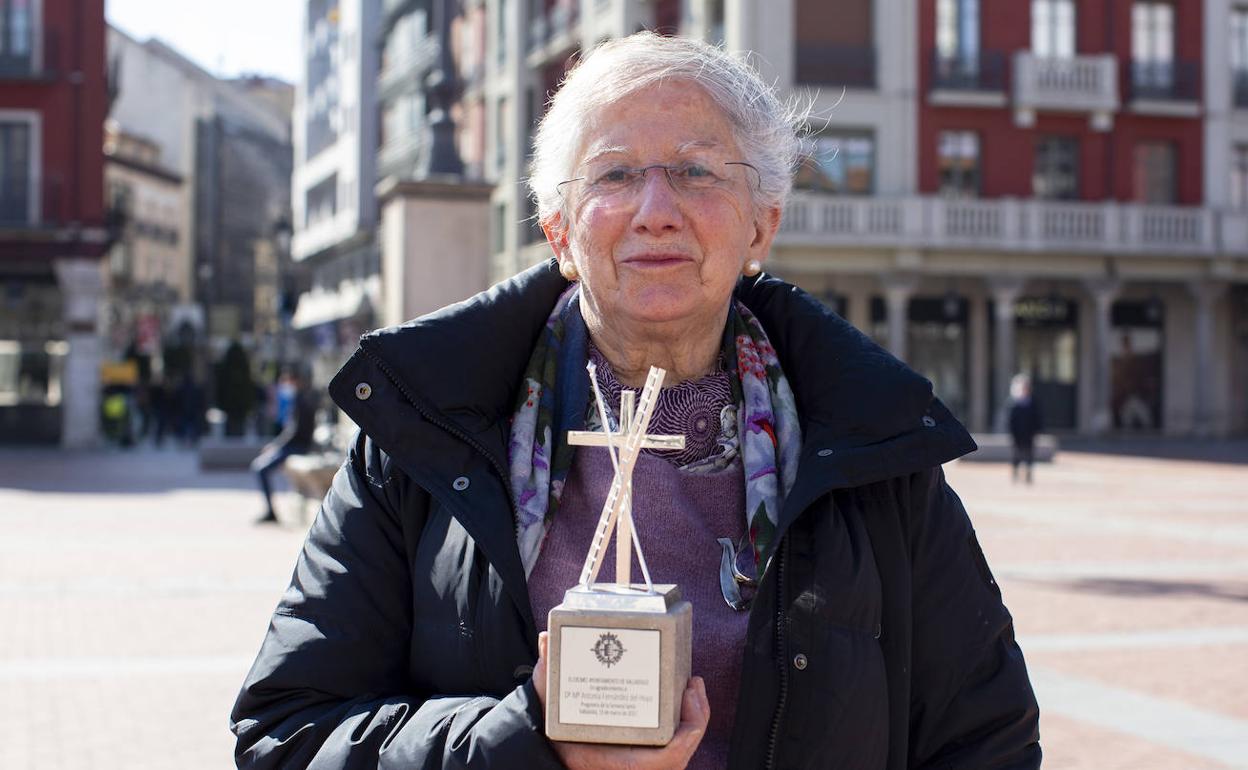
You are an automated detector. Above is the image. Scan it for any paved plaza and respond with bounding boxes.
[0,441,1246,769]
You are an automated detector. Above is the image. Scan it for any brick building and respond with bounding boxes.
[0,0,109,446]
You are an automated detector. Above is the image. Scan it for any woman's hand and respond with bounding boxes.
[533,631,711,770]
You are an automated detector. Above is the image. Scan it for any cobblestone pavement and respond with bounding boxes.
[1,442,1246,769]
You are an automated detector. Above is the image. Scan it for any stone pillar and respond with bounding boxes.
[377,178,494,326]
[54,259,106,449]
[968,291,989,433]
[1084,278,1121,434]
[881,274,919,362]
[989,277,1026,432]
[1188,281,1228,436]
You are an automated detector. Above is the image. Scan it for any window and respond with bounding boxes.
[1132,1,1175,90]
[938,131,980,197]
[937,0,979,67]
[304,173,338,228]
[0,0,34,75]
[496,0,507,63]
[0,121,31,224]
[1033,136,1079,200]
[1233,7,1248,106]
[305,0,342,160]
[1132,141,1176,204]
[1232,145,1248,209]
[795,131,875,195]
[1032,0,1075,58]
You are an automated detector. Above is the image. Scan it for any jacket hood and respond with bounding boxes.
[330,259,975,492]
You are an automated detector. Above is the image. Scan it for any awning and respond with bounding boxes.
[290,278,378,330]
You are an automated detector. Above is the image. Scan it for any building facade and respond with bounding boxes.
[290,0,382,390]
[108,27,293,401]
[102,121,188,371]
[0,0,110,446]
[485,0,1248,437]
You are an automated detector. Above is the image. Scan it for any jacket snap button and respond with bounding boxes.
[452,476,470,491]
[355,382,372,400]
[793,653,808,670]
[817,448,833,457]
[921,415,936,428]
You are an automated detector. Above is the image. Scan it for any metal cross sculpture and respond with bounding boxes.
[567,364,685,591]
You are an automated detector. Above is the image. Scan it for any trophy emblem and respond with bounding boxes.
[544,365,694,746]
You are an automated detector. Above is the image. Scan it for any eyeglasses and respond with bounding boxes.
[556,160,761,203]
[717,536,758,611]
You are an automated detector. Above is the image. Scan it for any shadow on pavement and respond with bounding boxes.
[1038,577,1248,604]
[1059,437,1248,466]
[0,447,261,494]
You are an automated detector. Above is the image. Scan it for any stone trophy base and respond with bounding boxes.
[545,584,692,746]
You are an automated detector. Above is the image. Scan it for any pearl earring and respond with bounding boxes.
[559,260,579,281]
[743,260,762,277]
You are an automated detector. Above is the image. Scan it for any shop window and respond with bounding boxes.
[1111,299,1165,430]
[869,295,970,422]
[795,131,875,195]
[1032,0,1076,58]
[938,130,980,198]
[1034,136,1079,200]
[1132,141,1177,204]
[998,297,1080,430]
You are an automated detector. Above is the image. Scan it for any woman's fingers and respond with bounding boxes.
[533,631,549,706]
[548,675,710,769]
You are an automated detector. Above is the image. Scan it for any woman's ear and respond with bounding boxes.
[541,212,571,260]
[748,205,782,258]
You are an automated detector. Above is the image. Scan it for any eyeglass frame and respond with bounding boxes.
[555,160,762,202]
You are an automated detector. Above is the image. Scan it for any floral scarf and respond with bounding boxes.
[508,285,801,579]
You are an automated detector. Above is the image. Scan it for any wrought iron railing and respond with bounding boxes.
[1128,59,1200,102]
[930,50,1007,92]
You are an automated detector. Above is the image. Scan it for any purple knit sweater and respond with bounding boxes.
[528,446,749,769]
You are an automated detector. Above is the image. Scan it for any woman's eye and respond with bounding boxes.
[684,164,712,178]
[597,168,631,184]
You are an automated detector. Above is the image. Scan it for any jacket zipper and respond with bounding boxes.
[361,346,518,507]
[763,536,790,770]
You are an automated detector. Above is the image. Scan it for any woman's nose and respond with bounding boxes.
[631,169,683,233]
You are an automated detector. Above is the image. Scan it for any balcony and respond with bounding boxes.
[928,51,1007,107]
[794,44,876,89]
[776,193,1248,259]
[377,35,439,100]
[1126,60,1201,116]
[1012,52,1118,130]
[1235,70,1248,109]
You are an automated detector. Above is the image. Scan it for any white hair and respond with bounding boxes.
[528,32,808,224]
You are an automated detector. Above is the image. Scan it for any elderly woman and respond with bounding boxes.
[231,33,1040,769]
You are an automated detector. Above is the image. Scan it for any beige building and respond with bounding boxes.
[103,121,189,364]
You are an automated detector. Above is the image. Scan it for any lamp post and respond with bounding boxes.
[426,0,465,176]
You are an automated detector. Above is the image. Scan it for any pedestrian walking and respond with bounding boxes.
[1008,373,1043,484]
[251,369,317,524]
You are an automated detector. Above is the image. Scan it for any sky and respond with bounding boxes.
[106,0,304,83]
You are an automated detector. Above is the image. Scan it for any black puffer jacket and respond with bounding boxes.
[231,261,1041,769]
